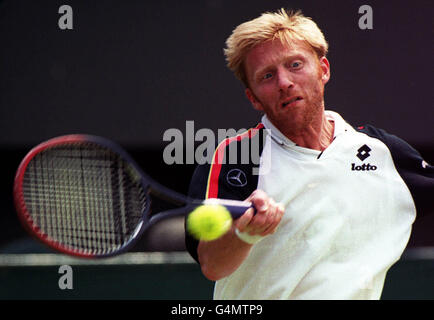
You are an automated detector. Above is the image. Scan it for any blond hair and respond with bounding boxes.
[224,9,328,87]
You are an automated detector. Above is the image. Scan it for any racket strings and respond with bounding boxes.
[21,143,147,255]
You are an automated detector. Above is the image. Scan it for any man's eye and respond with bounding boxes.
[291,61,302,68]
[262,73,273,80]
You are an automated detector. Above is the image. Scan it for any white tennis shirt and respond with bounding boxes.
[213,111,416,299]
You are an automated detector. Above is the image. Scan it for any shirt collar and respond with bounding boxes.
[261,114,297,147]
[324,110,348,138]
[261,110,348,148]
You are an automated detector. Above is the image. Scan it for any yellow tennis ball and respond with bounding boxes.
[187,204,232,241]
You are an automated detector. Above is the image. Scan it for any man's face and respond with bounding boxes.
[244,39,330,135]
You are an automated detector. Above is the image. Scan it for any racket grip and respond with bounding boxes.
[225,203,254,219]
[203,198,255,220]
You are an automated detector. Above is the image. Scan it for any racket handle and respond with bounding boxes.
[203,198,255,220]
[226,203,254,219]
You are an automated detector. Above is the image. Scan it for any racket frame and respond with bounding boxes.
[14,134,252,258]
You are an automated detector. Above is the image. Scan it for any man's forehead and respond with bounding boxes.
[244,39,315,76]
[248,39,313,62]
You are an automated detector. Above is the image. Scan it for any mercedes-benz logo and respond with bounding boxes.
[226,169,247,187]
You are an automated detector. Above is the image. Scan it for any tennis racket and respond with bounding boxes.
[13,134,253,258]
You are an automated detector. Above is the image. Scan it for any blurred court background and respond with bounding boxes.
[0,0,432,299]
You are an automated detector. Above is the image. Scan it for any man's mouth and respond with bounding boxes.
[282,97,302,108]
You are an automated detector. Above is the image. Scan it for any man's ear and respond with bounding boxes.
[319,57,330,84]
[245,88,264,111]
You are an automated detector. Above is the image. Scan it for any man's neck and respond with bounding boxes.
[290,116,334,151]
[270,112,335,152]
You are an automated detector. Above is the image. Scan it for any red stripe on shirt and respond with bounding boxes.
[206,123,264,199]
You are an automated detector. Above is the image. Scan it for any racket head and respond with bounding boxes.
[13,134,151,258]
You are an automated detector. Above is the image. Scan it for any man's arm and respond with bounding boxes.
[197,224,252,281]
[184,125,277,279]
[198,189,284,281]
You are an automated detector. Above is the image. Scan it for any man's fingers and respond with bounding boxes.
[250,198,276,233]
[261,202,285,235]
[234,207,254,232]
[254,202,284,236]
[238,190,286,237]
[248,189,269,213]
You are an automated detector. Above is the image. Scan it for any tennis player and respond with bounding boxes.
[185,9,434,299]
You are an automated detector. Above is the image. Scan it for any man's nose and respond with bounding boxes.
[277,68,294,90]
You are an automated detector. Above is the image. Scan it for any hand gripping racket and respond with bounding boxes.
[13,134,253,258]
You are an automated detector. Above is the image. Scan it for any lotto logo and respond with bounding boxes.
[356,145,371,161]
[351,163,377,171]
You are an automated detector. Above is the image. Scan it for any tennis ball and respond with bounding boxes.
[187,204,232,241]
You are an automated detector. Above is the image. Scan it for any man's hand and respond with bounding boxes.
[235,189,285,236]
[197,189,284,280]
